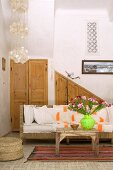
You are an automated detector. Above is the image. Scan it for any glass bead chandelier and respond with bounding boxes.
[9,0,28,12]
[9,47,28,64]
[10,22,28,38]
[9,0,29,63]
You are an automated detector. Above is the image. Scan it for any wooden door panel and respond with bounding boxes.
[14,91,27,100]
[10,60,28,131]
[31,90,44,101]
[68,80,79,102]
[13,64,27,90]
[55,72,68,105]
[55,72,103,105]
[29,60,48,105]
[78,87,92,98]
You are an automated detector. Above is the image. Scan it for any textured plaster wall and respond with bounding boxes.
[0,1,11,136]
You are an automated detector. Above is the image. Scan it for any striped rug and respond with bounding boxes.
[27,145,113,161]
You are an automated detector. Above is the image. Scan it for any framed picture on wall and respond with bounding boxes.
[82,60,113,74]
[2,57,6,71]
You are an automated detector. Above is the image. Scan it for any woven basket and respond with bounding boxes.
[0,137,24,161]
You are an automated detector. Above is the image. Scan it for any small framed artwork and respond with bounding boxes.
[2,57,6,71]
[82,60,113,74]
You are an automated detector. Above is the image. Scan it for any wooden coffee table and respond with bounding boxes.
[55,128,99,156]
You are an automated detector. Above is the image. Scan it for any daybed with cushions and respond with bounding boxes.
[20,105,113,143]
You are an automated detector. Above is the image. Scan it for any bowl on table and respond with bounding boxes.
[71,124,79,130]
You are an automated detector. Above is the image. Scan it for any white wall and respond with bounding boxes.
[28,0,55,104]
[108,3,113,21]
[0,1,11,136]
[54,9,113,103]
[28,0,54,58]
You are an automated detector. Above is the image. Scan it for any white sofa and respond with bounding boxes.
[20,105,113,142]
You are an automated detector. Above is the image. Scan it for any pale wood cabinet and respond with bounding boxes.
[29,60,48,105]
[55,72,68,105]
[68,80,79,102]
[10,60,28,131]
[10,59,48,131]
[55,71,102,105]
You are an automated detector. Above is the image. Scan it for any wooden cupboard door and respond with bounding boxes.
[10,60,28,131]
[68,80,79,103]
[55,72,68,105]
[29,59,48,105]
[78,87,100,101]
[78,87,92,98]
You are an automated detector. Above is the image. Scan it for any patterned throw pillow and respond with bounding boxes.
[92,108,108,124]
[69,111,84,124]
[55,111,65,123]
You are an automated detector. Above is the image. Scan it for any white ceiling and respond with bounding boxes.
[1,0,113,57]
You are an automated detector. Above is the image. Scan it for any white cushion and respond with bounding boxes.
[69,111,84,124]
[74,112,84,123]
[102,124,113,132]
[53,105,67,109]
[24,105,34,125]
[34,106,54,124]
[96,108,109,122]
[23,123,56,133]
[53,105,68,112]
[92,114,100,123]
[107,105,113,123]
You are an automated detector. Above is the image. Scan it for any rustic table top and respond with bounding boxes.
[56,128,98,134]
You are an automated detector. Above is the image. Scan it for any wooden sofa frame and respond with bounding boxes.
[20,105,113,143]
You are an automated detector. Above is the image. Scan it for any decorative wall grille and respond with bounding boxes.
[87,22,98,54]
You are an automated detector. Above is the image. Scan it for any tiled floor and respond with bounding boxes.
[0,133,113,170]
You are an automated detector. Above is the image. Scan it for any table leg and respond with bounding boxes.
[92,138,95,151]
[95,133,99,156]
[66,137,70,145]
[91,133,99,156]
[56,132,60,155]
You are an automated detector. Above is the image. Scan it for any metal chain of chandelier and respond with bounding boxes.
[9,0,29,63]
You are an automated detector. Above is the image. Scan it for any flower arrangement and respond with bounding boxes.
[68,96,110,115]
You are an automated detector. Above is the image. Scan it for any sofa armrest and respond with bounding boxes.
[20,105,24,139]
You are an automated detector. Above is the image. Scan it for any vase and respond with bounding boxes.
[80,115,95,130]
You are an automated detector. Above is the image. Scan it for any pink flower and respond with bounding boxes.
[77,103,83,109]
[108,104,112,107]
[101,101,110,107]
[68,96,111,115]
[81,96,86,100]
[88,98,98,103]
